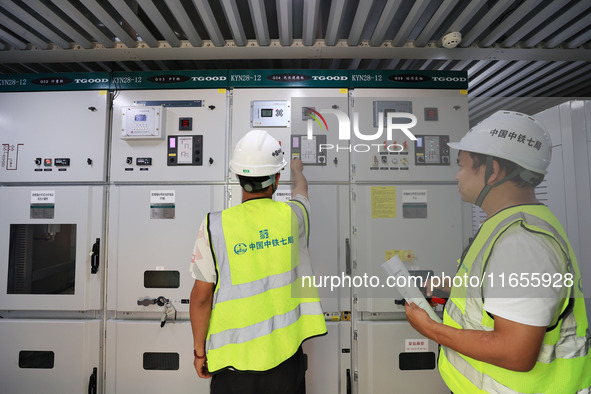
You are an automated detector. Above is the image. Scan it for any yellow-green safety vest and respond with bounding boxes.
[206,198,327,373]
[439,204,591,393]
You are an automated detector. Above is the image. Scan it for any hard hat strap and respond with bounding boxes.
[475,186,491,208]
[475,156,523,207]
[241,175,276,193]
[519,169,543,185]
[475,156,494,207]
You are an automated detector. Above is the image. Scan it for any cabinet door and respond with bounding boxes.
[106,320,210,394]
[0,319,101,394]
[0,186,104,311]
[303,321,351,394]
[357,321,447,393]
[0,90,109,183]
[107,185,225,313]
[353,184,466,312]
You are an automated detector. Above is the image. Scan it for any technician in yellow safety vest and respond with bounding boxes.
[189,129,327,394]
[405,111,591,393]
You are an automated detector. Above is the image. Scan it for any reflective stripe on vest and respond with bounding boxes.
[205,198,326,372]
[440,346,520,393]
[440,205,591,393]
[207,301,323,351]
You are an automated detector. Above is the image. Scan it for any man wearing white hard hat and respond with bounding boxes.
[189,130,327,393]
[405,111,591,393]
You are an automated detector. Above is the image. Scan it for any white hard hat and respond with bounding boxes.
[230,129,287,176]
[448,111,552,174]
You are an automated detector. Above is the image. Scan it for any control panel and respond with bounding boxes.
[33,157,76,172]
[121,106,165,139]
[350,90,468,182]
[369,142,410,171]
[167,135,203,166]
[251,100,291,127]
[231,88,349,182]
[110,90,226,182]
[291,135,327,165]
[414,135,451,165]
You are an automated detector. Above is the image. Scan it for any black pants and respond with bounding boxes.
[210,347,307,394]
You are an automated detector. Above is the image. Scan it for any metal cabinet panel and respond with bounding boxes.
[0,186,104,311]
[352,184,467,312]
[106,320,209,393]
[587,101,591,142]
[107,185,225,313]
[230,88,350,183]
[534,100,591,329]
[532,107,568,241]
[0,319,101,394]
[307,184,351,315]
[350,89,468,183]
[357,321,448,393]
[0,91,109,184]
[110,89,228,183]
[303,321,351,394]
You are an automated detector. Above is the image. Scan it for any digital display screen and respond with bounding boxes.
[416,137,423,148]
[425,107,438,121]
[54,158,70,166]
[261,109,273,118]
[179,117,192,130]
[169,137,176,149]
[135,114,147,122]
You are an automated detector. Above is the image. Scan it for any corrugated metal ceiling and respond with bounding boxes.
[0,0,590,123]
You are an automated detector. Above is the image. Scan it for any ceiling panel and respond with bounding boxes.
[0,0,589,124]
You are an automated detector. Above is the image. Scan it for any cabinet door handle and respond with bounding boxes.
[90,238,100,274]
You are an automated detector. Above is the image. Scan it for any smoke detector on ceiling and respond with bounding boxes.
[442,32,462,48]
